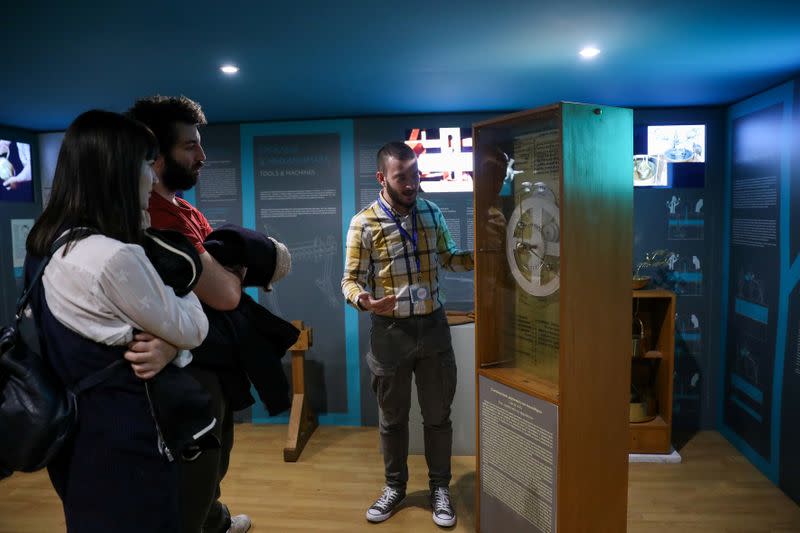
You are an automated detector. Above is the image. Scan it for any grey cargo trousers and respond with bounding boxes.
[368,307,457,491]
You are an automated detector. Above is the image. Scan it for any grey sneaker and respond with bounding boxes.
[226,514,251,533]
[431,487,456,527]
[365,486,406,523]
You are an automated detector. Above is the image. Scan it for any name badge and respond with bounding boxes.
[410,283,430,303]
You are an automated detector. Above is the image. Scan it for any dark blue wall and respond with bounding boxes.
[782,76,800,505]
[721,76,799,504]
[633,108,727,433]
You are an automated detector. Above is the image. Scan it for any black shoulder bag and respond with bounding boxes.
[0,230,123,479]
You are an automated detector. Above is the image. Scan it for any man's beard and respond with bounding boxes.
[384,181,416,209]
[161,155,201,192]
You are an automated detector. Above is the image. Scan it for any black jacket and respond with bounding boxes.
[193,225,299,414]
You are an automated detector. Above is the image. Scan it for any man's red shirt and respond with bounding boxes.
[148,192,213,253]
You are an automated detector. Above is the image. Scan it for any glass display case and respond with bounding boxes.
[473,103,633,532]
[474,106,563,395]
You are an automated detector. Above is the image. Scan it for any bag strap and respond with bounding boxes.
[10,227,131,395]
[14,228,98,323]
[72,359,127,395]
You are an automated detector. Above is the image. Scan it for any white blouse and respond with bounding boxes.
[40,234,208,365]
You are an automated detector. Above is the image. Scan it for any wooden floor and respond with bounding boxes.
[0,427,798,532]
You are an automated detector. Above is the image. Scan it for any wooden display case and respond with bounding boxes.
[630,289,675,454]
[474,103,633,532]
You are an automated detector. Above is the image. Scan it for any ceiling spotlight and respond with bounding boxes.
[579,47,601,59]
[220,64,239,74]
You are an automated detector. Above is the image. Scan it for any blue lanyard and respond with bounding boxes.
[377,194,420,274]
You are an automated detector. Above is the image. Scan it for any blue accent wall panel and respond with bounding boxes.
[721,80,795,493]
[779,78,800,505]
[240,119,359,426]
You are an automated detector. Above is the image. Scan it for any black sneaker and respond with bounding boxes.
[431,486,456,527]
[365,486,405,523]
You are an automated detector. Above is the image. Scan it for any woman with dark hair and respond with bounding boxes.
[24,110,209,532]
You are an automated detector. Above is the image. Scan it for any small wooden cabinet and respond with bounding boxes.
[630,289,675,454]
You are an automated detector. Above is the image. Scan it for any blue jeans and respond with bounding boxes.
[368,308,457,491]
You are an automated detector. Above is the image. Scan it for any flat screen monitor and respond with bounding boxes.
[405,127,473,193]
[0,139,34,203]
[647,125,706,163]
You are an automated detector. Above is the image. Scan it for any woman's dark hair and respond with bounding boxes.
[26,110,159,256]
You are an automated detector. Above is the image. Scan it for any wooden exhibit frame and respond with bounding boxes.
[630,289,675,454]
[473,103,633,532]
[283,320,317,462]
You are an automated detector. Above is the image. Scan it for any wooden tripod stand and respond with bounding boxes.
[283,320,318,462]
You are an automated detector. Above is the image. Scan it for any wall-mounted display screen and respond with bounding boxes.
[405,127,473,192]
[633,154,668,187]
[647,125,706,163]
[0,139,33,203]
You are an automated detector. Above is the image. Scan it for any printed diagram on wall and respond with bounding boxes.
[728,312,770,429]
[674,309,703,419]
[735,341,761,386]
[737,268,767,305]
[729,266,771,424]
[667,195,705,240]
[728,333,769,427]
[676,312,703,353]
[10,218,33,288]
[260,230,340,315]
[727,262,771,450]
[666,252,703,296]
[10,219,32,269]
[287,234,340,309]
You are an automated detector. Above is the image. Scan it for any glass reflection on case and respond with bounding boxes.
[506,182,560,297]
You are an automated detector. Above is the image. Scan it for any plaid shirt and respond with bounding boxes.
[341,196,474,318]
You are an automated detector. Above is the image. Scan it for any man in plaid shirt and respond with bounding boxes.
[342,142,473,527]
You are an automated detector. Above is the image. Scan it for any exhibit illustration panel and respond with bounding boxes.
[724,103,783,461]
[250,130,350,417]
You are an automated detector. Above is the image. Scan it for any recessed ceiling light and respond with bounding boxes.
[579,47,601,59]
[220,64,239,74]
